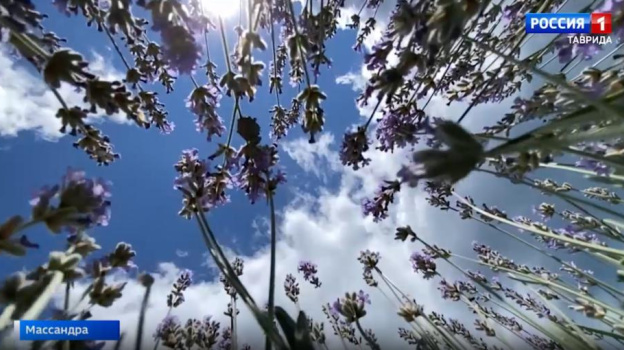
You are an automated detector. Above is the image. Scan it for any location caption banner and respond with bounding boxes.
[17,320,120,341]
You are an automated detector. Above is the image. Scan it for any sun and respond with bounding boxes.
[201,0,240,19]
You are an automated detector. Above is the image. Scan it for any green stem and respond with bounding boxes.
[62,282,71,350]
[269,11,282,107]
[453,254,624,319]
[528,286,598,349]
[462,35,624,121]
[470,214,624,300]
[455,0,549,125]
[537,161,624,182]
[416,238,571,346]
[14,207,78,235]
[114,333,125,350]
[286,0,312,87]
[223,100,241,158]
[373,269,441,349]
[232,296,238,350]
[453,192,624,259]
[363,98,383,131]
[218,17,233,72]
[22,271,64,320]
[355,319,380,350]
[135,281,152,350]
[264,193,278,350]
[476,168,624,223]
[193,213,286,348]
[0,304,16,331]
[562,146,624,172]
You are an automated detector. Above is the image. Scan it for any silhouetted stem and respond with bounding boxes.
[265,193,278,350]
[135,281,152,350]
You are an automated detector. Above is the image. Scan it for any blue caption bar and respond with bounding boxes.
[525,13,590,34]
[18,320,120,341]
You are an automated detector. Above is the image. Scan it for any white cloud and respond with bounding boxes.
[0,47,130,141]
[175,250,189,258]
[281,133,340,182]
[335,72,367,92]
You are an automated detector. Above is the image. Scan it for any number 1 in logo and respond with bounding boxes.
[591,13,612,34]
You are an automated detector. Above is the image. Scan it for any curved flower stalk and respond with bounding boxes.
[452,192,624,261]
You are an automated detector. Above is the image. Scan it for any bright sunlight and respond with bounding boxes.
[201,0,240,19]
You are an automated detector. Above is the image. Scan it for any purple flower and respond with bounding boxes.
[410,252,437,279]
[174,149,231,218]
[298,261,322,288]
[362,180,401,222]
[154,315,180,340]
[218,327,232,350]
[554,39,573,63]
[364,40,393,71]
[339,127,370,170]
[160,121,175,135]
[331,299,342,316]
[30,169,112,233]
[376,107,424,152]
[187,85,225,141]
[177,269,193,289]
[357,290,371,305]
[503,2,523,19]
[167,270,193,308]
[160,25,201,75]
[574,142,611,175]
[235,144,283,203]
[573,42,601,61]
[331,292,369,322]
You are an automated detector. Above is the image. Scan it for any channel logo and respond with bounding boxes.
[526,13,612,34]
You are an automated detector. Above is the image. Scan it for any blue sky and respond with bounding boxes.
[1,0,621,349]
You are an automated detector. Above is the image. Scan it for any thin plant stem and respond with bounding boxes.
[470,213,624,300]
[264,192,278,350]
[0,304,16,331]
[21,271,64,320]
[286,0,312,87]
[135,280,152,350]
[477,167,624,223]
[218,17,233,72]
[232,296,238,350]
[114,333,125,350]
[452,192,624,259]
[528,286,598,349]
[415,238,572,346]
[538,161,624,182]
[451,253,624,318]
[269,11,281,107]
[354,319,380,350]
[62,282,71,350]
[462,35,624,121]
[363,98,383,130]
[193,212,286,348]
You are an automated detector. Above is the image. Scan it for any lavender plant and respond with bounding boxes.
[1,0,624,349]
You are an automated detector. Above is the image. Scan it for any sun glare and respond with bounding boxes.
[201,0,240,19]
